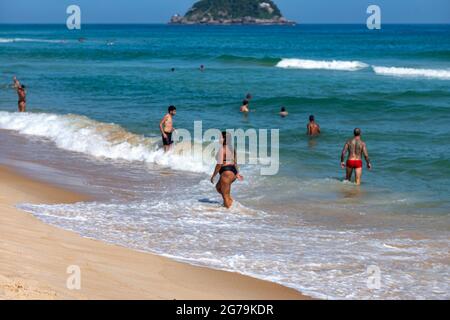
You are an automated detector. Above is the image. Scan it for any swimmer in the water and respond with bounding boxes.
[307,115,320,136]
[240,99,250,113]
[280,107,288,117]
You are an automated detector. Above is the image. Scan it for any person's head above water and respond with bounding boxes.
[246,93,252,100]
[242,100,249,106]
[281,107,286,112]
[168,105,177,115]
[309,115,315,122]
[354,128,361,137]
[20,84,26,89]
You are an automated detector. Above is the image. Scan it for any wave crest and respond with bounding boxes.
[372,66,450,80]
[276,58,368,71]
[0,38,66,44]
[0,112,213,173]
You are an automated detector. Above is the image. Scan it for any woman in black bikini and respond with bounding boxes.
[210,132,243,208]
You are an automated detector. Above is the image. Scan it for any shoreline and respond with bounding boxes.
[0,165,308,300]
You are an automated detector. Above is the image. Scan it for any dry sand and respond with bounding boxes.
[0,165,308,300]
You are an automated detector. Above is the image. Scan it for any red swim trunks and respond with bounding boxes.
[347,160,363,169]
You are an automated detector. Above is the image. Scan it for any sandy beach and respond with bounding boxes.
[0,165,307,300]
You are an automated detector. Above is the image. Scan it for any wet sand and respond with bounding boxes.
[0,165,308,300]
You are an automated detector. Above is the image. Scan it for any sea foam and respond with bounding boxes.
[276,58,369,71]
[372,66,450,80]
[0,112,213,173]
[0,38,66,44]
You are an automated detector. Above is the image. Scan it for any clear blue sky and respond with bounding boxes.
[0,0,449,24]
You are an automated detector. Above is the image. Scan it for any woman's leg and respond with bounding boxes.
[19,101,26,112]
[219,172,236,208]
[215,181,222,194]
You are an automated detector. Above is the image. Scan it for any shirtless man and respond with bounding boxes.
[307,115,320,136]
[280,107,288,117]
[211,132,244,208]
[13,76,26,112]
[240,99,250,113]
[159,105,176,152]
[340,128,372,185]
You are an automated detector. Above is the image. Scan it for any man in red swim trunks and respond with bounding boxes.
[340,128,372,185]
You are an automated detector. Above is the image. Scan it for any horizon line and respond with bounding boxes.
[0,22,449,25]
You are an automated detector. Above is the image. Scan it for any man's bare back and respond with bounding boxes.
[307,115,320,136]
[346,138,367,161]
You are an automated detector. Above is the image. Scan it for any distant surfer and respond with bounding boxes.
[307,115,320,136]
[159,105,177,152]
[211,131,244,208]
[340,128,372,185]
[240,99,250,113]
[13,76,26,112]
[280,107,288,117]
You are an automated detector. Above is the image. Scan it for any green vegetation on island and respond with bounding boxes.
[170,0,295,25]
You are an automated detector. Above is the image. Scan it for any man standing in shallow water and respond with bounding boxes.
[159,105,176,152]
[307,115,320,136]
[340,128,372,185]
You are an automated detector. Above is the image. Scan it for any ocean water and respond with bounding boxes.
[0,24,449,299]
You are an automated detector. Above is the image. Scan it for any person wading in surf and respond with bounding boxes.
[340,128,372,185]
[307,115,320,136]
[13,76,26,112]
[159,105,176,152]
[211,132,244,208]
[240,99,250,113]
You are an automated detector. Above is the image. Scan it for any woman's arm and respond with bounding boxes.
[211,147,223,183]
[13,76,20,91]
[210,164,221,184]
[234,149,244,181]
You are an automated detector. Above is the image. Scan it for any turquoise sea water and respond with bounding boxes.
[0,24,449,299]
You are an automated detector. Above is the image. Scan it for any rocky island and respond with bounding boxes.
[169,0,295,25]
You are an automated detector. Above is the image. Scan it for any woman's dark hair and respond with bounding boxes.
[221,131,233,146]
[222,131,227,145]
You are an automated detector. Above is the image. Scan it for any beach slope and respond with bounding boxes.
[0,166,307,300]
